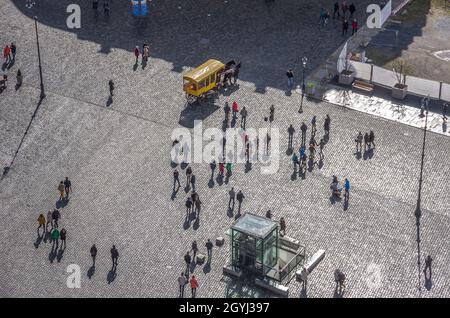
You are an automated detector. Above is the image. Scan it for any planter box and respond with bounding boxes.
[338,71,354,86]
[392,84,407,100]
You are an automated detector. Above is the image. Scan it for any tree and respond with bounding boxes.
[392,59,412,87]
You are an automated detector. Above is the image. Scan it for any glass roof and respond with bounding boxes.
[231,213,277,239]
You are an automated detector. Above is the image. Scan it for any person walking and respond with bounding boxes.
[103,0,110,16]
[333,1,340,19]
[51,228,60,250]
[311,116,317,136]
[90,244,97,266]
[292,152,299,169]
[185,166,193,187]
[225,162,232,175]
[269,104,275,122]
[3,45,11,64]
[52,209,60,228]
[349,3,356,18]
[300,122,307,146]
[134,46,140,64]
[228,187,236,210]
[344,178,350,202]
[64,177,72,199]
[37,214,46,230]
[364,132,370,151]
[232,101,239,120]
[341,0,348,17]
[190,174,196,192]
[109,79,114,96]
[351,19,358,35]
[286,69,294,90]
[173,169,181,189]
[178,272,187,298]
[317,138,325,160]
[319,7,326,27]
[424,255,433,278]
[288,124,295,149]
[190,275,199,298]
[236,190,244,214]
[279,217,286,236]
[205,239,213,260]
[46,210,53,229]
[324,114,331,135]
[224,102,231,124]
[240,106,248,129]
[355,132,363,153]
[342,19,349,36]
[219,162,225,176]
[184,251,192,270]
[111,245,119,270]
[369,130,375,148]
[10,43,16,61]
[57,181,65,201]
[59,228,67,249]
[16,69,22,88]
[185,197,193,216]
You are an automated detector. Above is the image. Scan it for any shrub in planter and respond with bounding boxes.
[391,60,411,100]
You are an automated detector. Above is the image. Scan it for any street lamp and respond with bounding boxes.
[34,16,45,99]
[299,56,307,114]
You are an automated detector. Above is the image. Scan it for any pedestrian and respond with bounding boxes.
[57,181,65,201]
[60,228,67,249]
[355,132,363,152]
[266,210,272,219]
[225,162,232,175]
[191,191,199,204]
[224,102,231,123]
[191,240,198,260]
[333,1,340,19]
[324,114,331,134]
[232,101,239,119]
[369,130,375,148]
[311,116,317,136]
[0,74,7,90]
[185,197,193,216]
[37,213,46,230]
[190,174,196,192]
[190,275,199,298]
[134,46,140,64]
[10,42,16,61]
[351,19,358,35]
[299,145,305,160]
[236,190,244,213]
[111,245,119,269]
[173,169,181,189]
[300,154,307,172]
[324,11,330,26]
[269,104,275,122]
[93,0,99,13]
[228,187,236,209]
[279,217,286,236]
[109,79,114,96]
[64,177,72,199]
[342,19,349,36]
[292,152,299,169]
[178,272,187,298]
[341,0,348,17]
[219,162,225,176]
[300,122,307,146]
[335,269,346,293]
[194,196,201,215]
[344,178,350,201]
[46,210,52,229]
[51,228,60,249]
[52,209,60,228]
[142,43,149,63]
[286,69,294,90]
[205,239,213,260]
[424,255,433,277]
[186,166,192,187]
[16,69,22,88]
[90,244,97,266]
[3,45,11,64]
[319,7,325,27]
[103,0,110,16]
[184,251,191,268]
[317,138,325,160]
[364,132,369,151]
[349,3,356,18]
[240,106,248,129]
[288,124,295,149]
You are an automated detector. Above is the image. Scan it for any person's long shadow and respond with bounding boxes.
[34,228,44,249]
[49,245,58,263]
[216,174,224,186]
[43,228,51,243]
[286,147,293,156]
[203,261,211,274]
[1,62,7,71]
[133,63,138,71]
[307,158,314,172]
[170,161,178,169]
[333,285,345,298]
[300,284,308,298]
[343,198,349,211]
[354,151,362,160]
[87,265,96,279]
[224,172,231,184]
[171,186,179,201]
[363,149,370,160]
[244,161,252,173]
[291,168,298,181]
[323,133,330,144]
[231,116,237,128]
[7,60,15,70]
[56,198,69,209]
[329,195,341,205]
[227,205,234,218]
[107,268,117,284]
[424,275,433,291]
[189,260,197,274]
[106,95,113,107]
[180,162,188,170]
[193,215,200,230]
[368,148,375,159]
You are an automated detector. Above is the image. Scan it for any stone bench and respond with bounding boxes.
[296,249,325,282]
[254,278,289,297]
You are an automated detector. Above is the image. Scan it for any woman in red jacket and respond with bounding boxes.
[190,275,199,298]
[351,19,358,35]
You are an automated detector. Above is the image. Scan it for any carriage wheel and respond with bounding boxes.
[186,93,196,104]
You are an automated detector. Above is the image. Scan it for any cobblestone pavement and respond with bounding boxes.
[0,0,449,298]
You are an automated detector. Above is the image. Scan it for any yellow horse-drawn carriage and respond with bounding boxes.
[183,59,241,104]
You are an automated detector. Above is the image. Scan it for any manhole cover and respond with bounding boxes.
[433,50,450,61]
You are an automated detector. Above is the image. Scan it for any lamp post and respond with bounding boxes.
[299,56,307,114]
[34,16,45,99]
